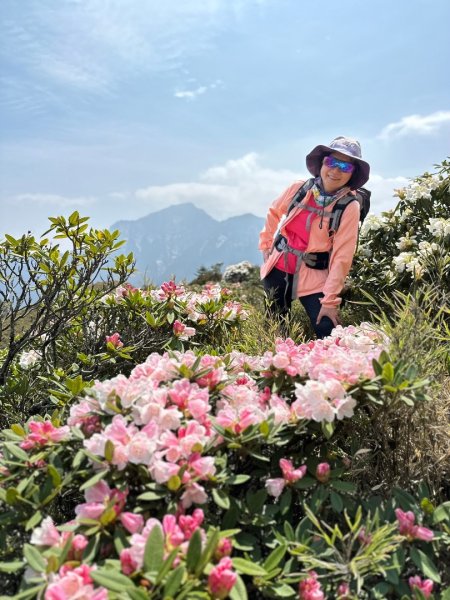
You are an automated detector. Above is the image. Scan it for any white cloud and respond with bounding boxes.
[11,193,94,207]
[1,155,409,240]
[174,79,223,100]
[135,154,403,220]
[1,1,266,98]
[364,174,409,213]
[378,110,450,140]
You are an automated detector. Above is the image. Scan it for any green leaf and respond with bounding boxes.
[433,501,450,524]
[137,490,166,501]
[279,487,292,515]
[4,442,29,462]
[229,574,248,600]
[91,569,135,591]
[382,362,395,382]
[232,557,268,576]
[321,421,335,439]
[11,424,26,437]
[263,545,287,572]
[23,544,46,572]
[25,510,42,531]
[163,565,186,596]
[6,584,46,600]
[410,547,441,583]
[104,439,115,462]
[125,589,149,600]
[0,560,25,573]
[47,464,62,487]
[228,474,251,485]
[154,547,179,585]
[330,490,344,513]
[186,529,202,573]
[79,469,108,491]
[330,480,357,493]
[271,583,297,597]
[441,587,450,600]
[212,488,231,510]
[143,524,164,574]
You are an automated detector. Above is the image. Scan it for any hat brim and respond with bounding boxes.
[306,144,370,190]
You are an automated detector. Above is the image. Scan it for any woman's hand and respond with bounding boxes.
[316,305,341,328]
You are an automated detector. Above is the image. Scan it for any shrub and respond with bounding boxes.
[346,159,450,313]
[1,324,448,598]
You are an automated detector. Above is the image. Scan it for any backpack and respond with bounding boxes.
[285,178,371,232]
[271,179,372,295]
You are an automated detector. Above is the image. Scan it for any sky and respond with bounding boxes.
[1,0,449,237]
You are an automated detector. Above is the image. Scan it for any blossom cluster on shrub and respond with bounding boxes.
[347,161,450,302]
[1,322,447,598]
[7,281,249,426]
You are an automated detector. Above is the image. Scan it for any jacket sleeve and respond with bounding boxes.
[321,200,360,307]
[259,182,303,252]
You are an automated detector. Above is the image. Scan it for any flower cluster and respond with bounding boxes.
[222,260,255,283]
[395,508,434,542]
[18,349,41,369]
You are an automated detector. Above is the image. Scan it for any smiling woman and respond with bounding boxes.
[259,136,371,339]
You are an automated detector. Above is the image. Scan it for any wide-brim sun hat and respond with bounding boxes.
[306,136,370,190]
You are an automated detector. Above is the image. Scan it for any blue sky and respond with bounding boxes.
[1,0,449,237]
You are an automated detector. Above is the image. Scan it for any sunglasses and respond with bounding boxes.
[323,155,355,174]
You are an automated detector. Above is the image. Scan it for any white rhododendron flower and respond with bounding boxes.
[427,218,450,238]
[18,350,41,369]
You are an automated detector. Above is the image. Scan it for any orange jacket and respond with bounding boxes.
[259,181,360,308]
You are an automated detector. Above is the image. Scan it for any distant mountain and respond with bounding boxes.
[111,203,265,284]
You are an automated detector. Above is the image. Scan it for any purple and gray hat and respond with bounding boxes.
[306,136,370,190]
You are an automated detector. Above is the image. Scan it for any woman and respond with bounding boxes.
[259,136,370,339]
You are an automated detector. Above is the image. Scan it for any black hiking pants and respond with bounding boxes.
[263,267,334,339]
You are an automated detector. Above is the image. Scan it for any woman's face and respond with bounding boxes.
[320,151,354,194]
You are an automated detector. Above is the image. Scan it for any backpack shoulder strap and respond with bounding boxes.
[329,194,358,233]
[286,178,315,217]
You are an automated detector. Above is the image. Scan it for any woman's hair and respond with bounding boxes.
[348,165,360,190]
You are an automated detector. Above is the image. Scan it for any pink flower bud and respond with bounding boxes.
[337,582,351,599]
[409,575,434,599]
[208,557,237,599]
[120,512,144,534]
[215,537,233,560]
[316,462,331,483]
[120,548,138,575]
[299,571,325,600]
[106,332,123,348]
[357,527,372,545]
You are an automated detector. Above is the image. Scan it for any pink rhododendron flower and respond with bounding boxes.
[266,459,307,498]
[75,481,127,521]
[106,332,123,348]
[120,512,144,534]
[180,481,208,507]
[208,557,237,599]
[298,571,325,600]
[45,565,107,600]
[337,582,351,599]
[265,478,286,499]
[409,576,434,598]
[316,462,331,483]
[178,508,204,540]
[20,421,70,450]
[395,509,434,541]
[173,320,196,340]
[30,516,61,546]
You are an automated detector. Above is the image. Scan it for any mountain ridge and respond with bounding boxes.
[111,203,265,284]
